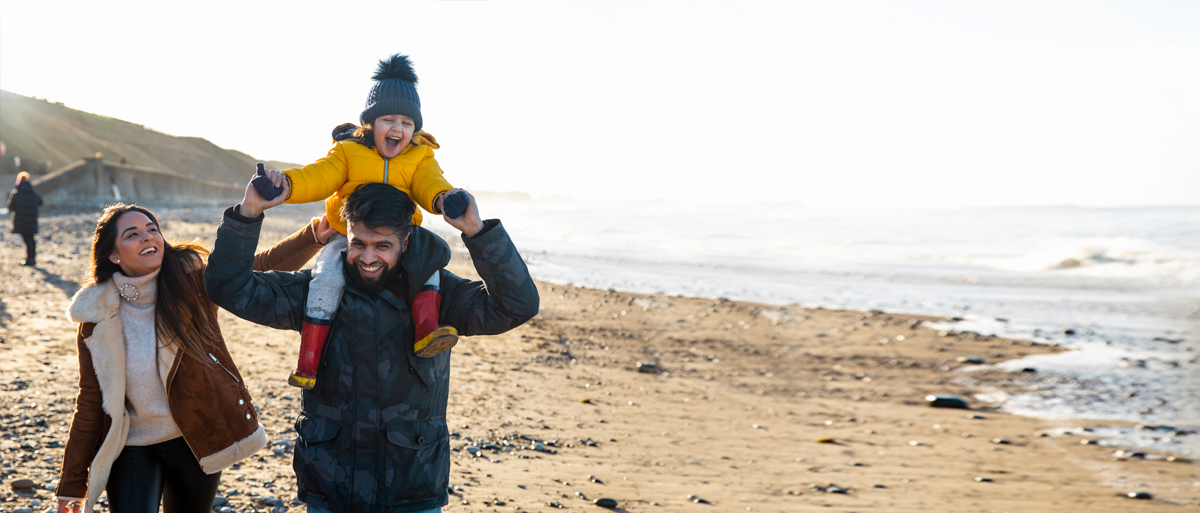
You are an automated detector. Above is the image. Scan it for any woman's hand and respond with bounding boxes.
[315,215,337,245]
[57,499,81,513]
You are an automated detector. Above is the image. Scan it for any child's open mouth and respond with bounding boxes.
[385,136,401,151]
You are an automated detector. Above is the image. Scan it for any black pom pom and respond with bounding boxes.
[373,54,418,83]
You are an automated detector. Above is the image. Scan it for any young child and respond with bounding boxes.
[273,54,461,390]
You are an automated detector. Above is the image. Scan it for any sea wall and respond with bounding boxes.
[29,157,243,205]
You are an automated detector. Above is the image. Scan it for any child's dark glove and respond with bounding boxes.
[443,190,470,219]
[249,161,284,200]
[250,163,285,201]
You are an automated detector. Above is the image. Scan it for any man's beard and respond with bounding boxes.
[343,257,402,294]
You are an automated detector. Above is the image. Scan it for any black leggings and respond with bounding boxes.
[20,233,34,263]
[106,437,222,513]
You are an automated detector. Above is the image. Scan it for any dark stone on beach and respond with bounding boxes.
[974,477,994,482]
[10,478,35,489]
[1019,367,1037,373]
[991,438,1011,445]
[1063,329,1076,335]
[873,484,887,489]
[594,497,618,508]
[956,356,984,364]
[967,414,986,420]
[688,494,711,504]
[1138,424,1177,432]
[1126,491,1152,499]
[1113,450,1146,460]
[926,394,969,409]
[826,485,848,494]
[213,497,230,507]
[636,361,658,373]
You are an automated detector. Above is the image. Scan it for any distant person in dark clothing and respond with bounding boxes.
[7,171,42,266]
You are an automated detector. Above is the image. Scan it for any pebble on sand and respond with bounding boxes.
[815,437,837,444]
[1112,450,1146,460]
[925,395,969,409]
[1126,491,1153,500]
[593,497,618,508]
[974,476,994,482]
[636,361,659,373]
[10,478,35,489]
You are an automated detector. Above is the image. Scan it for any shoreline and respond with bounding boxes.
[0,206,1195,511]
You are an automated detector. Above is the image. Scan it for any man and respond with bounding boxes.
[7,172,42,266]
[205,180,539,513]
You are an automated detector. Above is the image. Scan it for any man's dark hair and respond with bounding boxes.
[341,183,415,236]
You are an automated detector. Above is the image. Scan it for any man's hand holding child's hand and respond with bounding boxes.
[442,190,483,237]
[240,169,290,218]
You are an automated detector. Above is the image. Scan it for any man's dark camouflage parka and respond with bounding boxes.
[204,207,539,513]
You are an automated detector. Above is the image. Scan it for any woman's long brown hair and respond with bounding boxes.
[86,203,217,364]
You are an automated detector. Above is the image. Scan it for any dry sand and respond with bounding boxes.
[1,205,1196,512]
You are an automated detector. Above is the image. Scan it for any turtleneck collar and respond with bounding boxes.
[112,268,160,305]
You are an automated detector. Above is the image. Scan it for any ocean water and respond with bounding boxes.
[429,201,1200,455]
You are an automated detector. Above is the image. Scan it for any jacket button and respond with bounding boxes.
[246,413,251,420]
[238,399,244,405]
[417,436,426,445]
[409,367,418,375]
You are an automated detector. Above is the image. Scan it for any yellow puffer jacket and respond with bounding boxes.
[283,132,452,235]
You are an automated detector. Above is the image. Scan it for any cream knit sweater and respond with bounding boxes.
[112,269,183,446]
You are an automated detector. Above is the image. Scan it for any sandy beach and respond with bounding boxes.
[1,205,1196,512]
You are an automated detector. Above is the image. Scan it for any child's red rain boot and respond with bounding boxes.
[413,289,458,358]
[289,319,332,389]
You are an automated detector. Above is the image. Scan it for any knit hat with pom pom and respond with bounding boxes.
[361,53,422,132]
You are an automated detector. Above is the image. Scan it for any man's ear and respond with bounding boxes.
[400,232,411,253]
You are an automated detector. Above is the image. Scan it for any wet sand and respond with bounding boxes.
[0,205,1196,512]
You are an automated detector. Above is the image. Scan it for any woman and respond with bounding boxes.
[55,201,333,513]
[6,171,43,266]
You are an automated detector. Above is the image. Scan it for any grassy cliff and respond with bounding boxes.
[0,89,296,184]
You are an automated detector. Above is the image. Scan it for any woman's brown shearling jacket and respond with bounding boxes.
[56,219,324,509]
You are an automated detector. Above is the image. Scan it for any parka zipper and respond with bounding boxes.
[383,159,389,184]
[209,352,241,384]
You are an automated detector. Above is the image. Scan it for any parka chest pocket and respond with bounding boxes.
[382,418,450,501]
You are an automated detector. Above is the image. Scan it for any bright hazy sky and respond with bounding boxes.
[2,1,1198,207]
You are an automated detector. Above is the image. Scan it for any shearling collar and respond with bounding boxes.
[67,280,121,325]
